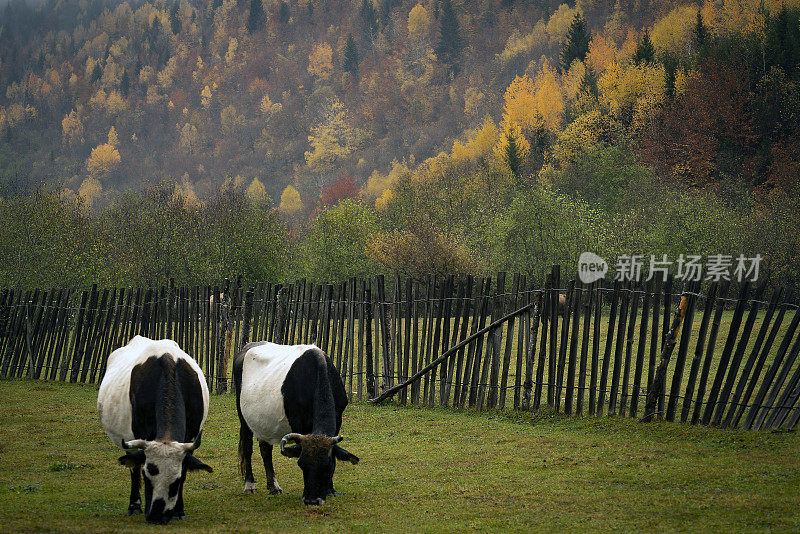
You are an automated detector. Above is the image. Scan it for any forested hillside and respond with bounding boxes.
[0,0,799,288]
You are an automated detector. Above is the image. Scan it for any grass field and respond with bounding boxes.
[1,379,799,532]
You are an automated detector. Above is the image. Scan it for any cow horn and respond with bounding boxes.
[280,433,304,453]
[123,439,148,450]
[182,430,203,452]
[331,435,344,444]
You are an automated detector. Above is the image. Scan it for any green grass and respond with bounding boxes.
[1,379,799,532]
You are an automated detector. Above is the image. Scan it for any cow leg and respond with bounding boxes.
[258,441,283,494]
[127,466,142,515]
[173,478,186,520]
[328,457,337,497]
[239,423,257,493]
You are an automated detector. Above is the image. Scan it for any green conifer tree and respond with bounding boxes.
[559,13,591,73]
[342,33,360,77]
[436,0,463,71]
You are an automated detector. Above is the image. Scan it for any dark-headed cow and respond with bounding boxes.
[97,336,213,524]
[234,342,359,506]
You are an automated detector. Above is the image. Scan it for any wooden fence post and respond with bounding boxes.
[641,283,692,423]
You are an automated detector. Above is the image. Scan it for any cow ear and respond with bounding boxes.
[280,444,302,458]
[118,450,145,468]
[184,454,213,473]
[333,446,359,465]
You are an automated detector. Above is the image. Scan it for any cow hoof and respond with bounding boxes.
[243,482,257,494]
[127,505,142,516]
[173,514,186,521]
[268,487,283,495]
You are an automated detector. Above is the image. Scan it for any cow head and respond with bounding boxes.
[119,436,212,524]
[279,433,359,506]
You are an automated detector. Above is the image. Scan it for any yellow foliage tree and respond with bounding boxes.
[78,177,102,209]
[246,177,267,201]
[451,116,500,164]
[107,126,119,147]
[308,42,333,81]
[501,59,565,135]
[497,21,548,64]
[305,99,354,172]
[86,143,121,180]
[600,60,666,122]
[407,3,432,41]
[546,4,580,46]
[61,110,84,146]
[173,174,201,207]
[586,33,617,75]
[179,122,200,153]
[200,85,213,110]
[365,159,410,200]
[279,185,303,215]
[651,5,698,60]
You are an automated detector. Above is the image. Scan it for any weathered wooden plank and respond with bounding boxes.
[641,284,692,423]
[630,279,653,418]
[701,282,752,425]
[713,283,767,426]
[486,272,506,409]
[596,281,620,416]
[533,275,551,411]
[499,273,520,410]
[608,281,631,416]
[727,289,785,428]
[547,266,560,406]
[665,282,699,422]
[750,311,800,430]
[576,282,594,416]
[565,282,582,415]
[588,283,603,416]
[680,282,718,423]
[620,282,641,417]
[688,281,730,423]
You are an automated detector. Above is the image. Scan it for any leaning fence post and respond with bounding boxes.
[216,278,231,394]
[641,282,692,423]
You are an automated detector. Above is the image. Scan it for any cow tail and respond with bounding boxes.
[233,353,252,479]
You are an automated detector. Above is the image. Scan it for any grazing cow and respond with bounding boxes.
[557,293,567,317]
[97,336,212,524]
[234,342,359,506]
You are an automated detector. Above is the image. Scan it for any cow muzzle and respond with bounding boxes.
[303,496,325,506]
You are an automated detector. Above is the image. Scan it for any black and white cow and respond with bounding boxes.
[233,342,359,506]
[97,336,213,524]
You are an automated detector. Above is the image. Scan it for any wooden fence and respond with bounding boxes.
[1,267,799,432]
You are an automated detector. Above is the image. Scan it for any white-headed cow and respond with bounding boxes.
[97,336,212,523]
[234,342,359,505]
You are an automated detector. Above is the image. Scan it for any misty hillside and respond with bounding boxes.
[1,0,799,288]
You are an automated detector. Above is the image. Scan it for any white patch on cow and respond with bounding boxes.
[97,335,209,448]
[239,343,318,445]
[243,481,257,493]
[142,441,187,511]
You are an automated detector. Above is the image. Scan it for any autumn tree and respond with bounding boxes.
[308,43,334,81]
[86,142,121,180]
[279,185,303,215]
[246,177,267,201]
[61,110,84,147]
[320,175,359,207]
[559,13,591,73]
[305,99,354,173]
